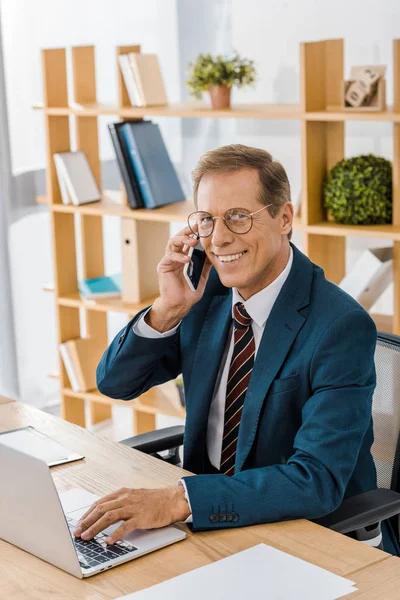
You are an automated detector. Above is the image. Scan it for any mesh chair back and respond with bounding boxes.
[371,332,400,491]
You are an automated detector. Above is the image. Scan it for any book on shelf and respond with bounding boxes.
[53,151,101,206]
[118,54,142,106]
[118,52,167,107]
[119,120,185,209]
[127,53,167,107]
[108,122,144,209]
[59,337,104,393]
[53,154,72,205]
[339,247,393,311]
[78,274,122,300]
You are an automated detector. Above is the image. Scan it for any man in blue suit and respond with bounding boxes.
[73,145,397,554]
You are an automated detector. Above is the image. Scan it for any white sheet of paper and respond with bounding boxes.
[115,544,357,600]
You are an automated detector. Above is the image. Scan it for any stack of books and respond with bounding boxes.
[78,274,122,300]
[60,337,104,393]
[53,151,101,206]
[118,53,167,107]
[108,120,185,210]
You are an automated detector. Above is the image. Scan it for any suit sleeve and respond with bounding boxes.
[96,308,181,400]
[182,309,377,530]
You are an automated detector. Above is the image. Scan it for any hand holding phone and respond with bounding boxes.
[147,226,211,333]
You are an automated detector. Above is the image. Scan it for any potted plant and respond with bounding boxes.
[186,52,256,109]
[324,154,392,225]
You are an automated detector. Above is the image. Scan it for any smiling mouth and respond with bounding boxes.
[214,250,247,264]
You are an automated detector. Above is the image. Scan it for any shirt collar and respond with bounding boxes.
[232,246,294,328]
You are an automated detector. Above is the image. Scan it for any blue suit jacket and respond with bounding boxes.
[97,244,378,532]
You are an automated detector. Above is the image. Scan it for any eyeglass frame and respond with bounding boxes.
[187,203,275,238]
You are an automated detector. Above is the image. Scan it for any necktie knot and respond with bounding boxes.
[233,302,252,329]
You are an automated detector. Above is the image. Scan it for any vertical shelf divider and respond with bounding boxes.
[301,39,346,284]
[42,47,85,425]
[71,45,111,424]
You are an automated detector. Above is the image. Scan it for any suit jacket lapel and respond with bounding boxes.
[184,293,232,473]
[235,245,313,473]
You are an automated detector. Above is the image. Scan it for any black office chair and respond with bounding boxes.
[120,331,400,548]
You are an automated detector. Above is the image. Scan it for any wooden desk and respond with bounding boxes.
[351,557,400,599]
[0,402,398,599]
[0,394,15,405]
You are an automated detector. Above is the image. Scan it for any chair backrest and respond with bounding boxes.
[371,332,400,492]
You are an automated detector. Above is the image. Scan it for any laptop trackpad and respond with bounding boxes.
[60,488,125,536]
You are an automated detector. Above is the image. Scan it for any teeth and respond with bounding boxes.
[218,252,245,263]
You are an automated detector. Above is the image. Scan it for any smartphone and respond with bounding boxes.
[183,237,207,292]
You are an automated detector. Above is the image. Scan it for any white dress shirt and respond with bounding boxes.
[133,247,293,517]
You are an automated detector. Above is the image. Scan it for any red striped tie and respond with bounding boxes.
[220,302,255,476]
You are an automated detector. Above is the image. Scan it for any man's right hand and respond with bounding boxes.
[146,225,212,333]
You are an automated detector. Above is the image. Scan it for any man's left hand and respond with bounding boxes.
[73,486,190,544]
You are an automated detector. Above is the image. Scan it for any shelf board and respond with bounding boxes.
[306,221,400,241]
[34,101,400,122]
[34,101,302,120]
[305,106,400,122]
[62,385,186,419]
[52,192,195,222]
[58,292,156,314]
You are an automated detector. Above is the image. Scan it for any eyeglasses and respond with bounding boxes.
[187,203,274,238]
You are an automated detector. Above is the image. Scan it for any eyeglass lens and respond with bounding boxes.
[188,209,253,237]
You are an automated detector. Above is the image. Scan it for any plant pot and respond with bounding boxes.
[208,84,231,109]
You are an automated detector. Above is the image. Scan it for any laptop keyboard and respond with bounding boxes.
[67,517,138,570]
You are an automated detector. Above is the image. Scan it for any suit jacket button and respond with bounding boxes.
[231,513,239,522]
[118,336,124,344]
[209,513,219,524]
[225,513,233,522]
[218,513,227,523]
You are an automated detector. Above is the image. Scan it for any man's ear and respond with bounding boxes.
[280,202,294,236]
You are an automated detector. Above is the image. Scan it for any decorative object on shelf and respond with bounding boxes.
[343,66,386,111]
[339,247,393,311]
[118,53,167,107]
[323,154,392,225]
[175,374,185,407]
[53,151,101,206]
[185,52,256,109]
[78,274,122,300]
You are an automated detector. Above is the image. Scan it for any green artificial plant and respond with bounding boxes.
[186,52,256,99]
[323,154,392,225]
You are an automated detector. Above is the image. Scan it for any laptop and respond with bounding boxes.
[0,443,186,578]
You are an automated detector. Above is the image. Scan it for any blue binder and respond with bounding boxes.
[119,121,185,209]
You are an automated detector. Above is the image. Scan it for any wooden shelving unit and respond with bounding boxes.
[39,39,400,432]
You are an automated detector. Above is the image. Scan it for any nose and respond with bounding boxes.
[211,216,234,248]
